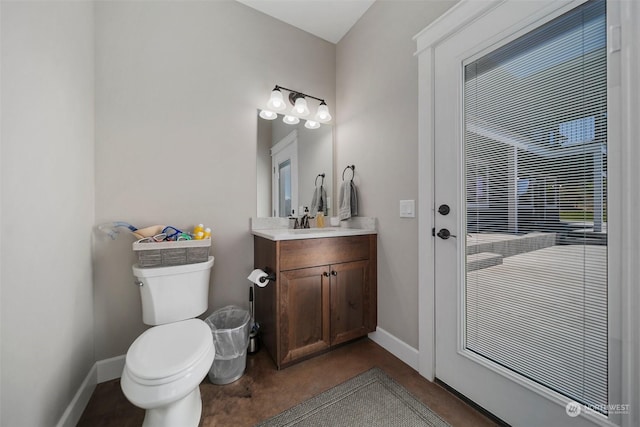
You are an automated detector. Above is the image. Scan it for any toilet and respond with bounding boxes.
[121,257,215,427]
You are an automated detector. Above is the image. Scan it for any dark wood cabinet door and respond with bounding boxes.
[330,260,370,346]
[279,265,331,365]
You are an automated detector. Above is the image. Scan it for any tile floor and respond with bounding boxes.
[78,338,497,426]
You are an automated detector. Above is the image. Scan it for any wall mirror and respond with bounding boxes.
[257,111,333,217]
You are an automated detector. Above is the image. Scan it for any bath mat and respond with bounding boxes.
[255,367,450,427]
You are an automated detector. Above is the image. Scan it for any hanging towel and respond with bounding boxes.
[339,180,358,220]
[310,185,328,216]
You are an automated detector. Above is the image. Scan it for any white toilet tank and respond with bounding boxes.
[132,257,214,325]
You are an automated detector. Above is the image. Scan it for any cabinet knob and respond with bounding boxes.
[331,271,337,276]
[323,271,330,277]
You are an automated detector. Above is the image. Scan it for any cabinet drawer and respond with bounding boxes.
[279,235,371,271]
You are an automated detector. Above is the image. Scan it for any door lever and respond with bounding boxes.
[437,228,456,239]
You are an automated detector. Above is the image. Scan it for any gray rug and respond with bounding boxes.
[256,368,451,427]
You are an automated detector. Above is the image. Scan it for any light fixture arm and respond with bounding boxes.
[274,85,326,105]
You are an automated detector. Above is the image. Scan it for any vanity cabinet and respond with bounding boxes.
[254,234,377,369]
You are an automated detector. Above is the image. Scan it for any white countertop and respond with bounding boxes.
[251,216,377,241]
[252,226,377,241]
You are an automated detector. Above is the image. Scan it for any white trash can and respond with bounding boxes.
[205,305,251,385]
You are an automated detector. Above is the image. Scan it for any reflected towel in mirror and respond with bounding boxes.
[310,185,328,216]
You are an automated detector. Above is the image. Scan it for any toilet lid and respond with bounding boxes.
[126,319,213,381]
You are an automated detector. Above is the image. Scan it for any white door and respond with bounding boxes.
[271,130,299,217]
[434,1,620,425]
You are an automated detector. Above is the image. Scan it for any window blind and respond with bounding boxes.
[464,0,608,411]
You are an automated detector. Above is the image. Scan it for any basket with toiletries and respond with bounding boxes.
[132,224,212,268]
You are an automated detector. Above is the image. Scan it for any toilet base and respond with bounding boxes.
[142,386,202,427]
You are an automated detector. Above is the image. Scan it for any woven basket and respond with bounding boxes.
[133,239,211,268]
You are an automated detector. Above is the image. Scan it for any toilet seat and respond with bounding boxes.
[126,319,213,385]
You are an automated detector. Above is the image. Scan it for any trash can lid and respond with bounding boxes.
[126,319,213,381]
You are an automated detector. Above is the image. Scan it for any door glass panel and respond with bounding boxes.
[464,0,607,411]
[278,159,292,217]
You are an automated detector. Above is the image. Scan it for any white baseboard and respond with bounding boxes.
[55,364,97,427]
[56,355,126,427]
[368,327,419,371]
[97,354,126,383]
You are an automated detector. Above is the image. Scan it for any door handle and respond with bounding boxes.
[437,228,456,239]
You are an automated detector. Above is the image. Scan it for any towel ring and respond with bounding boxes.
[315,173,325,187]
[342,165,355,181]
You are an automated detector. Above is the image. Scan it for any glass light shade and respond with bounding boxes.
[304,120,320,129]
[283,115,300,125]
[267,89,286,111]
[315,103,332,122]
[293,97,310,116]
[259,110,277,120]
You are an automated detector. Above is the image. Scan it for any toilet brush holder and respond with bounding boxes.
[248,330,260,354]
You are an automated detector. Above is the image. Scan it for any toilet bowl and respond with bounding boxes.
[121,319,215,427]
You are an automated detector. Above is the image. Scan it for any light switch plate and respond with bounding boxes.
[400,200,415,218]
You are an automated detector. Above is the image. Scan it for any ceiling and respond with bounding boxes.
[236,0,376,44]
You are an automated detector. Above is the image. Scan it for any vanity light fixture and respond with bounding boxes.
[259,110,278,120]
[266,87,286,111]
[283,115,300,125]
[293,97,310,116]
[315,101,332,122]
[260,85,332,130]
[305,120,320,129]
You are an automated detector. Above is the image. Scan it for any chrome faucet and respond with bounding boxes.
[301,214,310,229]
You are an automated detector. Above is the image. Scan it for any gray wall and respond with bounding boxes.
[0,1,95,425]
[335,0,456,348]
[94,0,335,360]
